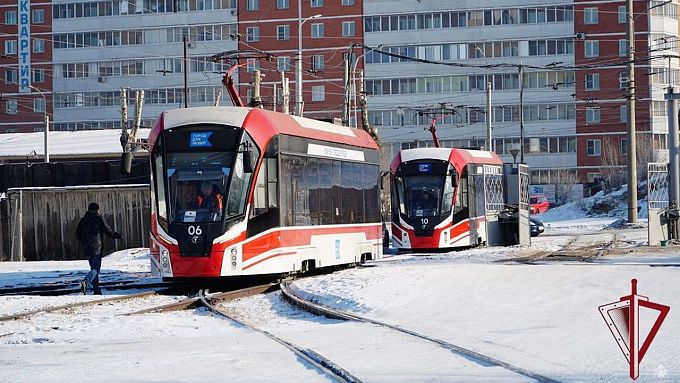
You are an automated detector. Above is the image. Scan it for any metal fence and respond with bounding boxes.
[2,185,150,261]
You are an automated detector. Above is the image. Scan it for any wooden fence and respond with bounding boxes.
[1,185,150,261]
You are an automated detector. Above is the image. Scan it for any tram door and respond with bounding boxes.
[467,166,486,245]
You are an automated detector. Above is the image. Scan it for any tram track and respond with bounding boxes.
[123,283,362,383]
[0,279,171,296]
[503,233,619,264]
[280,281,561,383]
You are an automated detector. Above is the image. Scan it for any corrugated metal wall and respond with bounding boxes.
[2,185,150,261]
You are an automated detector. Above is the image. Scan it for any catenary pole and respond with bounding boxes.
[626,0,638,223]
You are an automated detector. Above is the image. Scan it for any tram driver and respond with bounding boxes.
[194,181,224,220]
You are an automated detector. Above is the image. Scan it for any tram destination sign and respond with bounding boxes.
[18,0,31,93]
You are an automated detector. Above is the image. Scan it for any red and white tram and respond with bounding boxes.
[147,106,382,279]
[389,147,504,250]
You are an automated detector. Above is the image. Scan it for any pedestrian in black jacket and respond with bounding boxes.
[76,202,122,295]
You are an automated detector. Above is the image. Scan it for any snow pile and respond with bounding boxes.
[537,184,648,224]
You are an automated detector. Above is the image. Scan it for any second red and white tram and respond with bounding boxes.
[147,106,382,279]
[389,147,504,250]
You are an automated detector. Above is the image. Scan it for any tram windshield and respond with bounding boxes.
[401,174,445,218]
[167,152,232,223]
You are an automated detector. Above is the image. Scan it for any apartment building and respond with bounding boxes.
[1,0,678,188]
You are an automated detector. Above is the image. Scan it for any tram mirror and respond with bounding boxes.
[450,169,458,188]
[242,150,254,173]
[121,151,134,175]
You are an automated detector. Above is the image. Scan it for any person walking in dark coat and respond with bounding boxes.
[76,202,122,295]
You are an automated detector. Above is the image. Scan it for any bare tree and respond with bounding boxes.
[636,133,661,182]
[553,169,581,205]
[599,136,626,192]
[379,144,394,221]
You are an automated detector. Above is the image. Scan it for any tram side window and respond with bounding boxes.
[441,167,454,216]
[226,134,259,218]
[454,176,468,213]
[253,157,278,216]
[152,142,168,230]
[280,154,380,226]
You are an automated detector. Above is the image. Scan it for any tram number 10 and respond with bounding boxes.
[188,225,203,236]
[421,218,429,225]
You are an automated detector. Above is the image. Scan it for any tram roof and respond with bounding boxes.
[392,147,502,172]
[154,107,378,150]
[399,147,502,165]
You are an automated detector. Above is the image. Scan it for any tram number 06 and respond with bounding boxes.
[187,225,203,236]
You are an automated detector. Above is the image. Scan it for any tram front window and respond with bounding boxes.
[167,152,232,223]
[403,175,444,218]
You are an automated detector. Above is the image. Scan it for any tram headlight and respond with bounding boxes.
[161,249,169,270]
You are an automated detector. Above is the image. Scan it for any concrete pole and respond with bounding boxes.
[343,55,350,126]
[44,114,49,163]
[295,0,302,116]
[519,65,525,163]
[282,72,290,115]
[626,0,638,223]
[486,81,492,152]
[252,69,263,108]
[667,87,680,205]
[272,83,277,112]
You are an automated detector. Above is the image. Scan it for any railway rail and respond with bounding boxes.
[0,290,163,322]
[502,233,619,264]
[123,283,362,383]
[0,279,169,296]
[280,282,562,383]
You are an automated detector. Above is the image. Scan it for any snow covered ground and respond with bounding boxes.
[1,220,679,382]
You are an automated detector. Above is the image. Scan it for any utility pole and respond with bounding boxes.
[214,89,222,107]
[120,87,128,150]
[343,55,350,126]
[183,35,189,108]
[486,81,493,152]
[252,69,263,108]
[519,65,525,163]
[666,87,680,206]
[281,71,290,115]
[272,83,277,112]
[626,0,638,223]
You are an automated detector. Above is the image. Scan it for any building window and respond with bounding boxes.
[246,58,258,73]
[32,9,45,24]
[586,107,601,124]
[587,139,601,156]
[312,54,325,70]
[34,98,46,113]
[620,105,628,123]
[311,0,323,7]
[5,70,17,84]
[6,99,18,115]
[246,27,259,42]
[618,40,628,57]
[33,39,45,53]
[618,6,626,23]
[584,40,599,58]
[276,0,289,9]
[247,0,258,11]
[4,10,17,24]
[619,72,629,90]
[342,21,355,37]
[4,40,17,55]
[584,7,598,24]
[312,85,325,101]
[621,138,628,155]
[311,23,324,38]
[32,69,45,83]
[277,25,290,40]
[585,73,600,90]
[277,56,291,71]
[341,0,354,4]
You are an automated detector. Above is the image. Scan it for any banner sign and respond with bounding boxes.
[18,0,31,93]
